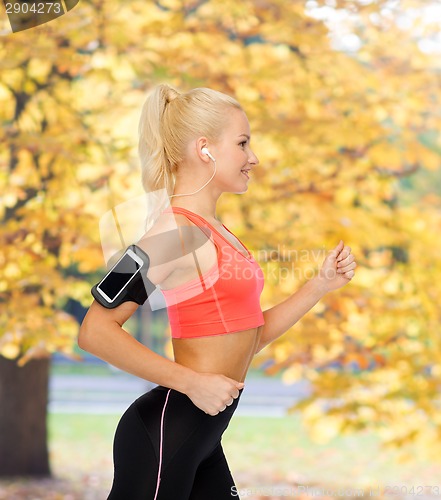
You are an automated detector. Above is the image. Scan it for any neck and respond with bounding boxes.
[170,183,221,220]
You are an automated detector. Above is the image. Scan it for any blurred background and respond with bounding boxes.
[1,0,441,498]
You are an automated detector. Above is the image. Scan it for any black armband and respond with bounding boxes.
[91,244,156,309]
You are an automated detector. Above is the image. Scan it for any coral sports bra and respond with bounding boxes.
[159,206,265,339]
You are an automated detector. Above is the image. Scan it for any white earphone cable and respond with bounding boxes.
[169,158,216,199]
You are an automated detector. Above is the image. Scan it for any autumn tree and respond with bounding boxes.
[247,0,441,462]
[1,0,440,476]
[0,1,131,475]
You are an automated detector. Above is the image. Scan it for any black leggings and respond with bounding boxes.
[108,384,243,500]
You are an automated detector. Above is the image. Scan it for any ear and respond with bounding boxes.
[195,137,211,163]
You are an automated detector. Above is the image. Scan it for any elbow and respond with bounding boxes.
[77,314,116,355]
[77,323,90,352]
[255,339,266,355]
[255,344,264,355]
[77,303,104,353]
[77,317,98,353]
[255,333,271,354]
[255,324,268,354]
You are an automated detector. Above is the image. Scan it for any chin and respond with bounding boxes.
[232,187,248,194]
[219,182,248,194]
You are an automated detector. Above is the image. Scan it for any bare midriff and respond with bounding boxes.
[156,210,264,384]
[172,325,263,383]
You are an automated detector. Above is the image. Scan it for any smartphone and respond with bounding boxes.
[95,248,145,304]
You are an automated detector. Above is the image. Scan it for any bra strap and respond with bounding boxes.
[167,207,210,291]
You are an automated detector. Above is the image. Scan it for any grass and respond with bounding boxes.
[37,412,441,499]
[2,363,441,499]
[224,416,441,492]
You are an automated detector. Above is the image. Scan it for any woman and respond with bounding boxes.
[78,84,356,499]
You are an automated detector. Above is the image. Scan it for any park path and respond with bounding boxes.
[49,371,311,416]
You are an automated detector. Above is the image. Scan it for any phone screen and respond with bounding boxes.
[98,253,141,301]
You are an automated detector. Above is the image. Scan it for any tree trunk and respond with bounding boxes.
[0,356,51,477]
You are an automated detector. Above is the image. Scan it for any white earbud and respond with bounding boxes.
[201,147,216,162]
[169,147,217,199]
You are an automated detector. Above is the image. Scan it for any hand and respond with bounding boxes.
[185,372,244,416]
[315,240,356,293]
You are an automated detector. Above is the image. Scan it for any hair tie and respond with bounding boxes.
[165,89,179,104]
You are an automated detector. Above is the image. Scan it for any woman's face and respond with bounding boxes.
[211,108,259,194]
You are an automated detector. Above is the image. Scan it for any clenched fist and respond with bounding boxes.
[316,240,356,293]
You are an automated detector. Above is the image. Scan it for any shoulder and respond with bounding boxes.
[136,211,207,286]
[137,211,192,253]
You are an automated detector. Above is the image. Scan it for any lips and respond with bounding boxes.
[241,169,250,179]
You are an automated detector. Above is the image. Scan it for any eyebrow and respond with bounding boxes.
[238,134,250,140]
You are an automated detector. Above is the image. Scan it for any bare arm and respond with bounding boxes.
[256,277,327,354]
[78,214,245,415]
[78,300,198,394]
[79,300,245,414]
[255,240,356,354]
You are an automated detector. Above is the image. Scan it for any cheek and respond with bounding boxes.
[215,165,241,185]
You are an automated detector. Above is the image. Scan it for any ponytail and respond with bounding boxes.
[138,84,179,196]
[138,83,242,197]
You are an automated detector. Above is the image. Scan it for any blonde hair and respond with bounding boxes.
[138,84,243,196]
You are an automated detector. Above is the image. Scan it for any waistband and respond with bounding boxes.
[153,384,244,412]
[155,384,244,394]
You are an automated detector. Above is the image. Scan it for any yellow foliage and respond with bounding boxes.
[0,0,440,459]
[72,246,105,273]
[282,364,303,384]
[315,415,344,444]
[1,343,20,360]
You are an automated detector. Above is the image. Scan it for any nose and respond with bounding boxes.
[248,148,259,166]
